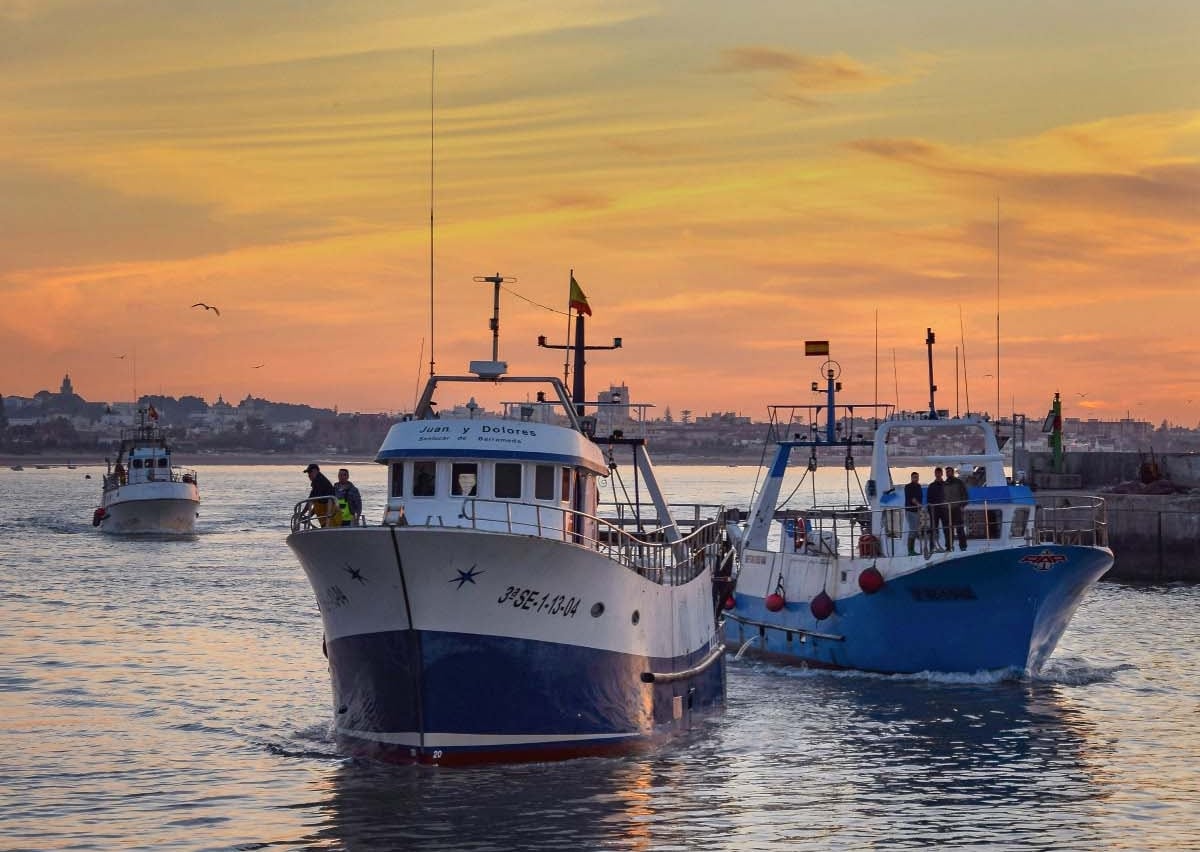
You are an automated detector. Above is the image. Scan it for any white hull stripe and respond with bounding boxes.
[336,726,636,748]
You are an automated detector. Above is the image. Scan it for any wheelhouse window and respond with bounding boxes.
[452,462,478,496]
[157,458,168,467]
[535,465,555,500]
[413,461,436,496]
[132,459,143,469]
[561,468,574,503]
[495,463,522,499]
[390,463,404,498]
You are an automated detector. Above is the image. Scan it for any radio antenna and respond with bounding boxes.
[428,49,436,378]
[995,196,1001,423]
[959,304,971,415]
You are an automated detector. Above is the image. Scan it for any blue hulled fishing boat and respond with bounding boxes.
[724,334,1112,674]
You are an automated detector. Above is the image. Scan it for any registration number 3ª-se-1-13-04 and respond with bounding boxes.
[497,586,581,618]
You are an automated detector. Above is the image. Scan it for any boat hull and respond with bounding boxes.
[725,544,1113,674]
[100,482,199,535]
[288,526,725,765]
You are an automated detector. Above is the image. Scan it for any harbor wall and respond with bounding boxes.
[1100,493,1200,582]
[1023,450,1200,489]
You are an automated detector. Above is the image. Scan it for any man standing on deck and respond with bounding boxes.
[904,471,924,556]
[926,467,950,551]
[303,463,338,527]
[944,466,970,551]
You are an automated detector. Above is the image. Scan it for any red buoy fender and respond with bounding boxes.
[765,592,786,612]
[810,590,835,620]
[723,595,737,611]
[92,507,106,527]
[858,566,885,594]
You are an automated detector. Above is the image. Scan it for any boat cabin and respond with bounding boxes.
[375,370,610,543]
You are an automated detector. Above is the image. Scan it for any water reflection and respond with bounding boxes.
[709,666,1115,849]
[302,754,714,851]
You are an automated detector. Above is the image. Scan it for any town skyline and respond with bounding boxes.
[4,3,1198,422]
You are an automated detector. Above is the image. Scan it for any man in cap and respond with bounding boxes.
[303,463,338,527]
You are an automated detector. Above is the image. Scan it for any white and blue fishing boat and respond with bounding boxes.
[725,335,1113,675]
[94,407,199,535]
[287,275,727,765]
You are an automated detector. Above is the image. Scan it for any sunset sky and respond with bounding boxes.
[3,1,1198,425]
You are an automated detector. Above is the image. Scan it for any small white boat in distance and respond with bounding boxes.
[94,408,199,535]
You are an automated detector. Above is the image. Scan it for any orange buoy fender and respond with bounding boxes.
[858,566,885,594]
[765,592,786,612]
[810,590,835,620]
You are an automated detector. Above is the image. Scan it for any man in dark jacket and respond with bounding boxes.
[903,471,924,556]
[944,466,970,551]
[304,463,337,527]
[926,466,950,551]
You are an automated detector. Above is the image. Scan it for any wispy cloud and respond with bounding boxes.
[714,46,913,105]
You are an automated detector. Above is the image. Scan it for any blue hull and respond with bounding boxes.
[326,629,725,765]
[724,545,1112,674]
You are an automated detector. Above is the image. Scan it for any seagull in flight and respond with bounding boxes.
[114,354,126,359]
[252,363,265,369]
[191,302,220,316]
[1076,392,1088,398]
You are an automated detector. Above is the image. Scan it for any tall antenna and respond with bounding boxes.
[892,348,900,412]
[428,49,436,378]
[959,304,971,414]
[996,196,1001,422]
[873,308,879,426]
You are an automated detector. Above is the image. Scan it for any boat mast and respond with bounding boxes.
[926,328,938,419]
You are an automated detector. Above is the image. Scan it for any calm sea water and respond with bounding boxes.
[2,464,1197,851]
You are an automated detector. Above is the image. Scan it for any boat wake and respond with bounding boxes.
[258,722,341,761]
[1031,656,1135,686]
[734,655,1130,687]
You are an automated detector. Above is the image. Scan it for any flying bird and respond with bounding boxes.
[114,354,126,359]
[252,363,265,369]
[191,302,220,316]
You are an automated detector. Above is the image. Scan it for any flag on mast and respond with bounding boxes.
[569,274,592,316]
[147,404,159,421]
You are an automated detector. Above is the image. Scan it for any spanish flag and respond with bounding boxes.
[569,274,592,316]
[804,340,830,357]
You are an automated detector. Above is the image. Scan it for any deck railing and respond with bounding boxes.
[102,467,198,493]
[290,496,731,586]
[786,495,1109,559]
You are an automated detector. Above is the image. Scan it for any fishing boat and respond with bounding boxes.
[287,275,728,765]
[93,408,199,535]
[724,335,1113,675]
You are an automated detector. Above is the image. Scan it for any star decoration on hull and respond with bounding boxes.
[451,564,483,589]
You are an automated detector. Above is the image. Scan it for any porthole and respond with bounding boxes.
[631,610,640,625]
[590,602,604,618]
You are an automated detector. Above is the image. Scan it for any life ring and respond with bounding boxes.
[793,516,807,550]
